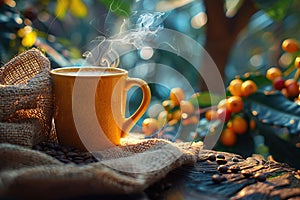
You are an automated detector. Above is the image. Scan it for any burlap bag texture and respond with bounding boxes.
[0,140,202,199]
[0,48,203,199]
[0,48,53,146]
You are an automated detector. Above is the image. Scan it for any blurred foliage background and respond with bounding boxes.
[1,0,299,80]
[1,0,300,168]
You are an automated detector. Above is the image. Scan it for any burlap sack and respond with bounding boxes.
[0,48,53,146]
[0,48,203,199]
[0,139,202,199]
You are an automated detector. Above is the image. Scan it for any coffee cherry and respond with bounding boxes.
[217,108,231,122]
[232,116,248,134]
[282,38,299,53]
[170,88,185,106]
[226,96,244,113]
[285,79,299,99]
[157,112,168,129]
[220,128,236,146]
[142,118,158,135]
[172,110,182,120]
[281,88,289,98]
[182,115,198,125]
[249,119,256,130]
[217,99,227,109]
[228,79,243,96]
[266,67,282,81]
[162,100,176,112]
[205,109,218,121]
[273,77,285,90]
[180,100,194,114]
[241,80,257,97]
[295,56,300,68]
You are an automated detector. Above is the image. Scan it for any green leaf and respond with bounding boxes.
[99,0,133,17]
[246,91,300,134]
[256,122,300,169]
[254,0,293,21]
[189,92,224,107]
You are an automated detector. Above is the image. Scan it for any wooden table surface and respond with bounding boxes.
[68,149,300,200]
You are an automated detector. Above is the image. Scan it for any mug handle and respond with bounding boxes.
[122,78,151,137]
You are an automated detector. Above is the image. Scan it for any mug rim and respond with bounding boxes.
[50,66,128,77]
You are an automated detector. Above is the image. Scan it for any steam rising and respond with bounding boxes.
[83,12,167,67]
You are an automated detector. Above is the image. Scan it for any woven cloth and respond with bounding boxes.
[0,48,54,146]
[0,49,202,199]
[0,140,202,199]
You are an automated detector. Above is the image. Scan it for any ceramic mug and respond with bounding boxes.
[51,67,151,151]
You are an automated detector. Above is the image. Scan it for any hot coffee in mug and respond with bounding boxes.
[51,67,151,151]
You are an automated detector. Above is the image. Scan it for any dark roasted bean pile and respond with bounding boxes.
[208,153,267,184]
[32,142,98,165]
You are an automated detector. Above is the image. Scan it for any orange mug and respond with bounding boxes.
[51,67,151,151]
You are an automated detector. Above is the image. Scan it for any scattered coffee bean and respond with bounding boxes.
[229,165,240,173]
[216,159,227,165]
[212,174,226,184]
[217,165,229,173]
[241,170,253,178]
[254,172,266,182]
[232,157,240,162]
[216,154,225,159]
[207,153,216,161]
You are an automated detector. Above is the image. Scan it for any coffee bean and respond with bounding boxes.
[217,165,229,173]
[45,150,56,156]
[56,150,64,156]
[212,174,226,184]
[60,158,71,163]
[254,172,266,182]
[62,147,69,153]
[216,159,227,165]
[207,153,216,161]
[73,149,81,153]
[216,154,225,159]
[241,170,253,178]
[48,143,56,149]
[66,152,78,157]
[81,152,92,159]
[32,142,98,165]
[232,157,240,162]
[67,157,74,161]
[73,156,84,161]
[32,145,42,151]
[84,158,95,164]
[73,159,83,164]
[229,165,240,173]
[55,155,66,160]
[53,145,62,151]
